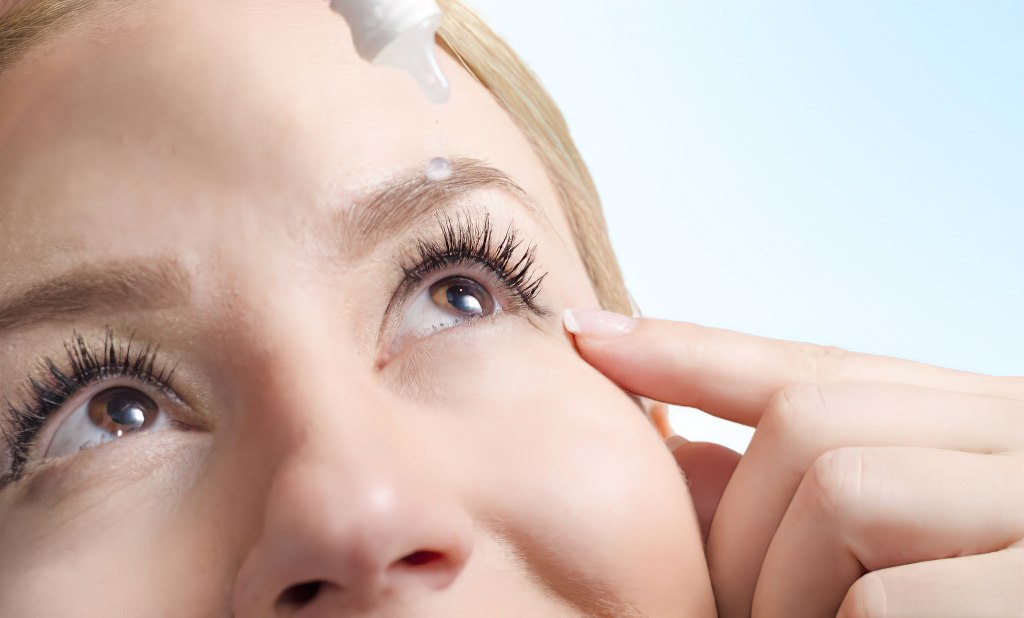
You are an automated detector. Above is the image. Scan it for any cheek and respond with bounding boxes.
[397,322,711,611]
[0,532,171,614]
[0,433,211,611]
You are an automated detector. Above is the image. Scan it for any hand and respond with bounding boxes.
[564,309,1024,618]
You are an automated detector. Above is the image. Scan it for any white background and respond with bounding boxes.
[468,1,1023,452]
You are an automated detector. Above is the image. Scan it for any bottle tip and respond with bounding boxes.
[410,44,450,103]
[374,22,450,104]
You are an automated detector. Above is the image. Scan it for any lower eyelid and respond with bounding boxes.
[9,429,207,503]
[7,437,131,500]
[380,311,489,367]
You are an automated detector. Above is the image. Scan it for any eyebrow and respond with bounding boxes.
[334,157,542,260]
[0,259,190,332]
[0,0,102,75]
[0,159,539,333]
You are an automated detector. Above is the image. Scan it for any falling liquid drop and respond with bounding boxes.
[425,157,452,182]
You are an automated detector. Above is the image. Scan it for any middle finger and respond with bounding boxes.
[707,381,1024,618]
[753,446,1024,617]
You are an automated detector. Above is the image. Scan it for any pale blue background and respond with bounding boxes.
[470,1,1023,451]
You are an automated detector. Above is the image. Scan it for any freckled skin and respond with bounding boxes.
[0,0,715,615]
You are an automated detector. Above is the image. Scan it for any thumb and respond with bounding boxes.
[666,435,741,544]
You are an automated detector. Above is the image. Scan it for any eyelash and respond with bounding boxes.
[0,213,550,484]
[1,330,176,483]
[397,211,551,318]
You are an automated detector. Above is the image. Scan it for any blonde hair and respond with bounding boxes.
[0,0,632,314]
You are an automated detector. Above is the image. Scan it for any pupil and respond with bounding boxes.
[87,387,157,437]
[107,393,147,429]
[447,284,483,315]
[429,277,494,318]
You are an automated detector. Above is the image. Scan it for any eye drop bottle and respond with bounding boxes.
[329,0,450,103]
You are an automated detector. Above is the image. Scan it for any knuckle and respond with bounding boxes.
[808,343,852,383]
[838,572,888,618]
[759,384,830,462]
[803,447,865,521]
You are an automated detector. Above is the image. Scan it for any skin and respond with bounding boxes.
[6,2,1017,616]
[568,309,1024,617]
[0,0,715,616]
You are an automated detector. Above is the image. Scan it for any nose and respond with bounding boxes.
[234,447,475,615]
[230,326,475,615]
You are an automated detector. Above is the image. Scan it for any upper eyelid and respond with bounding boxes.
[410,213,546,296]
[389,212,547,294]
[390,259,520,314]
[16,377,172,461]
[373,214,549,360]
[1,332,182,478]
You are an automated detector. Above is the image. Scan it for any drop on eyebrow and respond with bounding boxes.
[424,157,452,182]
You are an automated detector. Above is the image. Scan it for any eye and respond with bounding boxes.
[393,275,499,346]
[430,276,495,318]
[44,386,170,459]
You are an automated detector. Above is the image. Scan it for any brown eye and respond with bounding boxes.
[428,276,495,318]
[87,387,159,437]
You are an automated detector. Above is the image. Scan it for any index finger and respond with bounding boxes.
[564,309,1023,427]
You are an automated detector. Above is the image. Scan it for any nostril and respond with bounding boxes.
[394,549,464,590]
[276,580,323,610]
[401,550,444,566]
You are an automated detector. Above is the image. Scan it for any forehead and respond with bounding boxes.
[0,0,564,275]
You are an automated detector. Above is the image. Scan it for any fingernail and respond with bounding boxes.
[563,308,637,338]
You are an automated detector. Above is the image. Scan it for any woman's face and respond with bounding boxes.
[0,0,713,615]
